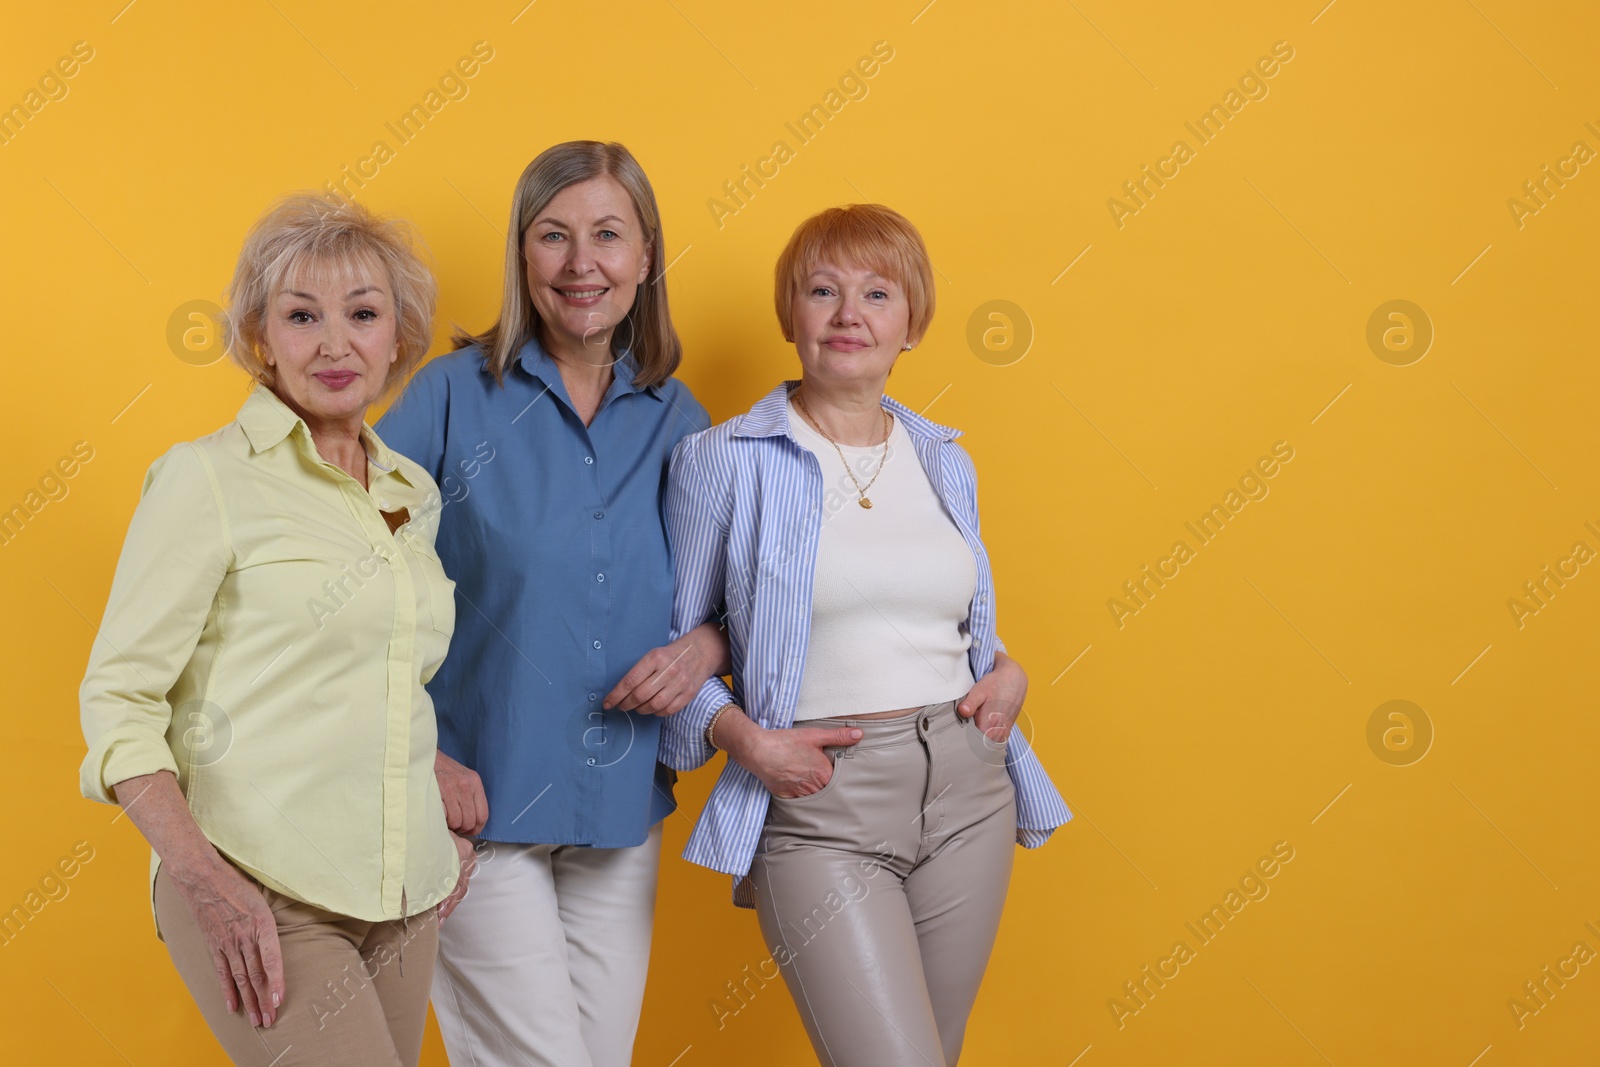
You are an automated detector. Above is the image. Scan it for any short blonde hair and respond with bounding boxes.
[774,204,936,344]
[455,141,682,389]
[223,194,437,398]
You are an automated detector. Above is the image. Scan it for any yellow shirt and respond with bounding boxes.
[79,385,461,927]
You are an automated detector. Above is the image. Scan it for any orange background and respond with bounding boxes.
[3,1,1598,1064]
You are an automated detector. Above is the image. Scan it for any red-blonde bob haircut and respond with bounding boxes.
[223,194,437,401]
[774,203,936,345]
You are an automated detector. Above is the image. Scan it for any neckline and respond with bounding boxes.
[787,396,896,453]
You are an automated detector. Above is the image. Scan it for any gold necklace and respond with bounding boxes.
[793,390,892,509]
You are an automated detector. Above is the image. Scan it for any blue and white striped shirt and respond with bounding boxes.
[661,381,1072,905]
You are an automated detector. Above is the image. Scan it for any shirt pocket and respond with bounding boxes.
[409,543,457,637]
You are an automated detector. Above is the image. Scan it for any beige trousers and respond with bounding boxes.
[153,862,439,1066]
[752,699,1017,1067]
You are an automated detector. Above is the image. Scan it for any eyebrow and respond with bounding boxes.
[284,286,384,300]
[808,270,891,284]
[532,214,629,229]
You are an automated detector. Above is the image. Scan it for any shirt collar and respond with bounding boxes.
[734,381,962,442]
[505,334,665,403]
[235,384,413,482]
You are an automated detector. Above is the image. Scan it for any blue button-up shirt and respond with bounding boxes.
[661,382,1072,905]
[377,339,710,847]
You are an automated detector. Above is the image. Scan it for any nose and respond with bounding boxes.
[319,316,353,358]
[564,241,596,278]
[832,293,863,326]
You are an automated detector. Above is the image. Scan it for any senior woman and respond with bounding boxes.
[376,140,725,1067]
[663,204,1072,1066]
[78,195,472,1066]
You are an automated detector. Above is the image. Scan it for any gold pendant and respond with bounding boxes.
[859,497,873,509]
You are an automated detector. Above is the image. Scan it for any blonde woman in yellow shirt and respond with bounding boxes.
[79,195,472,1066]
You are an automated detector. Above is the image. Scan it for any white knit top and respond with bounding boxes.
[787,396,978,721]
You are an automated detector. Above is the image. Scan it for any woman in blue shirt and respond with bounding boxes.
[377,141,725,1067]
[662,204,1071,1066]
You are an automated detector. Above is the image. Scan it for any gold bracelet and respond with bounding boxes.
[705,703,737,750]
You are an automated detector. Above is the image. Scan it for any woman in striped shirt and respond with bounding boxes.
[662,204,1071,1066]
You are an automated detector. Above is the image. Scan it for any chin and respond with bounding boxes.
[313,394,377,420]
[813,352,889,378]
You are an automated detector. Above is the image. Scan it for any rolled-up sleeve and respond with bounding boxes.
[79,442,231,803]
[660,431,736,771]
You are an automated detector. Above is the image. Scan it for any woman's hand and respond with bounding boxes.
[713,706,861,799]
[112,772,285,1028]
[605,620,731,717]
[438,832,477,924]
[958,650,1029,743]
[169,854,284,1029]
[435,750,488,836]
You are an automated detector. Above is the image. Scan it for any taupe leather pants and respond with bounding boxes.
[751,699,1018,1066]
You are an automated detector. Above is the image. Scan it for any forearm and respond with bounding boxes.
[690,619,732,677]
[991,647,1027,685]
[709,705,762,768]
[110,771,229,888]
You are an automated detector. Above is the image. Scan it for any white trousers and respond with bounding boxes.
[429,823,663,1067]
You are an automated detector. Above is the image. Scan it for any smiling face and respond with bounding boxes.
[791,261,915,390]
[262,256,398,426]
[523,175,652,362]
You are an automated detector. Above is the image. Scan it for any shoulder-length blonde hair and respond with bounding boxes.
[223,194,436,401]
[455,140,682,388]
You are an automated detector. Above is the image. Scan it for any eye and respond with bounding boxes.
[541,231,564,243]
[867,289,889,301]
[353,307,378,322]
[810,286,835,298]
[288,310,314,325]
[598,229,619,240]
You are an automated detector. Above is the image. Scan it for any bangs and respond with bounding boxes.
[774,203,935,344]
[790,218,915,293]
[269,246,390,304]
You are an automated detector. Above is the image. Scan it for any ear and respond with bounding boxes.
[637,252,651,285]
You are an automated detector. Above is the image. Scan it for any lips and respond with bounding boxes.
[314,370,358,389]
[823,336,870,351]
[555,286,609,308]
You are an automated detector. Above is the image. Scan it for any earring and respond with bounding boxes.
[903,343,913,351]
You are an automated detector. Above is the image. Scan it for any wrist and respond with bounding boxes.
[165,845,234,894]
[715,707,762,763]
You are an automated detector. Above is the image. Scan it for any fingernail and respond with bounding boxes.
[849,729,862,739]
[273,992,281,1008]
[249,1012,260,1028]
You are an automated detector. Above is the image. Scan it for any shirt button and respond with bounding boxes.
[584,456,594,465]
[593,510,604,519]
[592,639,602,650]
[596,573,605,583]
[586,757,597,766]
[589,693,598,701]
